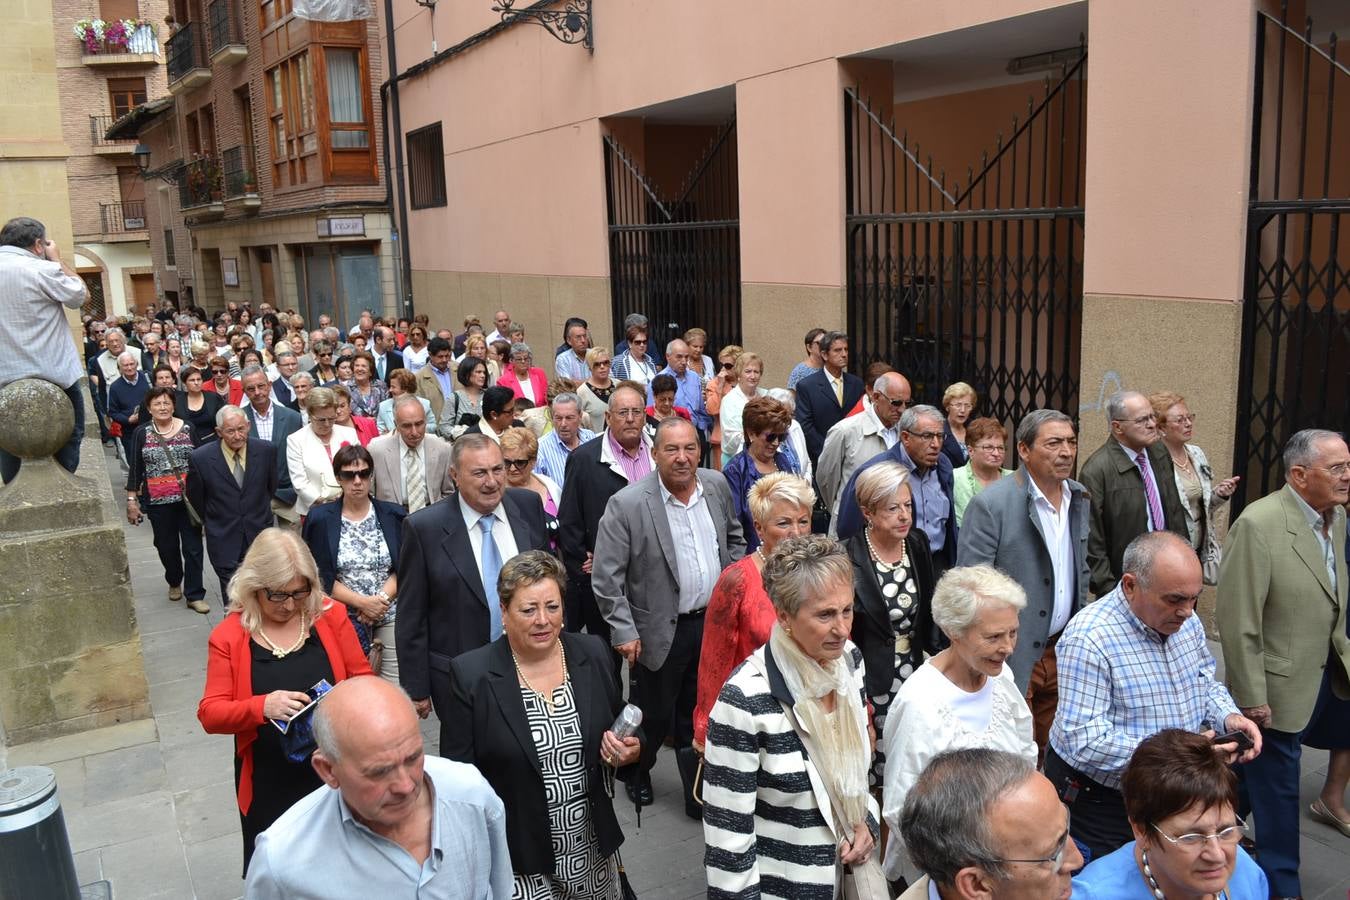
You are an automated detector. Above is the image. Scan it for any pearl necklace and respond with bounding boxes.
[511,639,569,712]
[256,614,308,659]
[1139,849,1228,900]
[864,525,907,570]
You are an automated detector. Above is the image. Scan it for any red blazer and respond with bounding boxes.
[197,602,371,814]
[205,378,244,406]
[497,366,549,404]
[352,415,379,446]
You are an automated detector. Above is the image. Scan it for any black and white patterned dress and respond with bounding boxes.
[512,681,618,900]
[335,508,392,651]
[866,556,922,786]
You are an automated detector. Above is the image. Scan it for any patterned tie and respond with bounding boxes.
[231,452,245,488]
[479,516,504,640]
[1135,450,1166,531]
[404,447,426,513]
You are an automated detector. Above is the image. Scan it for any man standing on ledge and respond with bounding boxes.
[0,216,89,483]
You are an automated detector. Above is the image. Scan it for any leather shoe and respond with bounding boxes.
[625,775,654,807]
[168,586,183,601]
[186,600,209,614]
[1310,799,1350,838]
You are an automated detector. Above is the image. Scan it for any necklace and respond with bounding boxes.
[511,639,568,711]
[1139,849,1227,900]
[256,614,308,659]
[1169,448,1193,471]
[151,419,176,437]
[864,525,907,570]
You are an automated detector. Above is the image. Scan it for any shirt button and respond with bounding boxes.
[1043,577,1051,585]
[1034,641,1043,649]
[1039,610,1047,617]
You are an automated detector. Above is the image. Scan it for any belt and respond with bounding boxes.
[679,606,707,619]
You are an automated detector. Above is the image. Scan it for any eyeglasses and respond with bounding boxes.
[947,401,973,411]
[311,415,337,425]
[904,430,945,443]
[593,360,612,368]
[503,457,533,470]
[1309,462,1350,477]
[972,443,1005,454]
[1169,413,1197,424]
[611,408,645,420]
[265,587,312,604]
[336,467,373,481]
[877,395,910,409]
[1115,414,1156,427]
[761,432,788,445]
[993,809,1072,869]
[1151,821,1247,850]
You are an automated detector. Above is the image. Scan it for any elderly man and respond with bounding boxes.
[594,417,745,814]
[240,365,301,529]
[958,409,1090,750]
[816,371,911,531]
[533,392,593,489]
[1219,428,1350,897]
[648,339,710,438]
[396,434,549,746]
[107,350,150,463]
[794,330,865,465]
[898,748,1082,899]
[186,405,277,601]
[484,308,512,346]
[246,677,512,898]
[1048,531,1262,862]
[835,403,958,565]
[289,372,316,423]
[93,328,138,410]
[1078,390,1188,596]
[554,318,591,380]
[368,396,454,513]
[271,352,301,410]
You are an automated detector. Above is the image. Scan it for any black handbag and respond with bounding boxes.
[616,850,637,900]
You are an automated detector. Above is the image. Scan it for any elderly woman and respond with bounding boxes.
[498,342,549,405]
[1149,391,1239,584]
[288,371,315,420]
[1072,729,1267,898]
[940,382,977,468]
[577,346,615,431]
[375,368,437,435]
[846,461,937,786]
[704,534,879,898]
[722,397,803,552]
[347,351,388,418]
[286,387,358,517]
[951,417,1013,527]
[716,352,766,468]
[207,356,244,405]
[693,473,814,753]
[684,327,714,384]
[610,325,658,386]
[126,385,207,614]
[500,427,561,548]
[446,550,642,900]
[880,564,1036,885]
[309,340,338,384]
[331,384,378,446]
[197,528,370,870]
[302,444,404,683]
[175,365,223,447]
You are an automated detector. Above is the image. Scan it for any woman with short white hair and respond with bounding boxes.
[879,564,1037,887]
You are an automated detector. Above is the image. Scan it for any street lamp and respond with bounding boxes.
[134,144,152,174]
[490,0,591,51]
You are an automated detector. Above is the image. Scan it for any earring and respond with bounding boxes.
[785,626,793,636]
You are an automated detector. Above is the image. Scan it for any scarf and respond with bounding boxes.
[768,623,870,833]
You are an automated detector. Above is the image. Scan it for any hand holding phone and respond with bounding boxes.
[1211,730,1254,752]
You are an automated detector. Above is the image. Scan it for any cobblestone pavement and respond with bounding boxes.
[6,444,1349,897]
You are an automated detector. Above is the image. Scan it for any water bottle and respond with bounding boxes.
[610,704,643,739]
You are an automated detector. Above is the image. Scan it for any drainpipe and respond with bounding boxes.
[383,0,413,320]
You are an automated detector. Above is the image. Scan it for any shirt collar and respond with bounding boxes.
[658,475,703,506]
[223,443,247,465]
[254,402,272,420]
[459,493,505,529]
[1027,472,1068,514]
[606,429,649,461]
[1287,483,1333,534]
[1108,583,1170,644]
[1116,438,1146,461]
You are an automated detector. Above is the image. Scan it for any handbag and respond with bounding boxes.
[840,857,891,900]
[615,850,637,900]
[145,424,202,526]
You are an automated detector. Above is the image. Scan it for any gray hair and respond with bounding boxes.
[1283,428,1345,470]
[623,312,649,331]
[289,371,315,388]
[510,342,531,358]
[899,403,943,434]
[239,364,267,382]
[116,350,139,365]
[766,387,796,413]
[323,326,340,342]
[215,404,247,427]
[275,351,297,363]
[900,748,1037,886]
[392,393,424,415]
[761,534,852,617]
[1105,390,1144,423]
[0,216,46,248]
[872,371,901,393]
[450,432,500,469]
[551,392,581,412]
[497,550,566,608]
[666,338,688,358]
[1016,409,1074,448]
[1121,531,1193,590]
[931,565,1027,639]
[312,680,416,763]
[106,327,127,341]
[853,460,911,513]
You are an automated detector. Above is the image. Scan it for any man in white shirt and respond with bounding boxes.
[816,371,911,531]
[241,365,302,527]
[484,309,511,346]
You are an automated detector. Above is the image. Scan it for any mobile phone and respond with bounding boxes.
[1211,730,1253,751]
[270,678,334,733]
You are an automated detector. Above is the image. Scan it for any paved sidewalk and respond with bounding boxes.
[5,442,1349,897]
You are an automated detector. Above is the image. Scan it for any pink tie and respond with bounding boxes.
[1135,450,1166,531]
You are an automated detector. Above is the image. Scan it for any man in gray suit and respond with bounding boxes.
[593,416,746,815]
[368,396,455,512]
[241,365,302,529]
[957,409,1090,753]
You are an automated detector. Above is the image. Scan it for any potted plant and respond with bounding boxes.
[73,19,104,54]
[103,19,129,50]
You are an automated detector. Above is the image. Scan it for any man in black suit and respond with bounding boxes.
[271,352,301,411]
[186,405,277,602]
[240,365,302,529]
[370,326,405,382]
[794,330,865,466]
[396,433,550,747]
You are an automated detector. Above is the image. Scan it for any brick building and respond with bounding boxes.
[110,0,397,328]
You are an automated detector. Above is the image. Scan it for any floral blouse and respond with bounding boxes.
[134,426,195,506]
[336,508,393,625]
[348,381,389,418]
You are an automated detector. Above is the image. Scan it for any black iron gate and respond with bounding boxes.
[844,52,1086,426]
[603,118,741,352]
[1234,7,1350,511]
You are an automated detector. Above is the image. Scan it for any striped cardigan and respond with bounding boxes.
[703,641,880,900]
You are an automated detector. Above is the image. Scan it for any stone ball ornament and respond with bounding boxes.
[0,378,75,460]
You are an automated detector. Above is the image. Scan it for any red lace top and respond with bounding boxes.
[694,555,776,746]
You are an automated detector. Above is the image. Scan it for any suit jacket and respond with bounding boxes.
[835,444,959,554]
[1078,439,1188,596]
[302,497,406,595]
[847,529,938,699]
[394,490,550,711]
[1217,485,1350,733]
[794,368,865,463]
[444,633,639,874]
[185,438,277,570]
[497,366,549,404]
[816,409,890,528]
[414,363,451,422]
[244,402,302,507]
[271,375,299,411]
[375,348,404,381]
[592,469,747,670]
[557,435,634,603]
[957,468,1091,690]
[368,432,455,508]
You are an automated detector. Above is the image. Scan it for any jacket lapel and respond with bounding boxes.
[848,537,892,635]
[1283,488,1336,601]
[567,635,600,763]
[485,639,543,776]
[642,480,680,579]
[441,500,488,607]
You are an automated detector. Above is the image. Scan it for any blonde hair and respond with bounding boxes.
[853,460,911,513]
[306,386,337,413]
[942,382,977,409]
[718,344,743,364]
[227,528,327,634]
[585,346,612,368]
[733,351,763,379]
[499,426,539,459]
[747,472,816,527]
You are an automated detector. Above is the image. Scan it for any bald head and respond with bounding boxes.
[871,371,912,429]
[313,676,419,763]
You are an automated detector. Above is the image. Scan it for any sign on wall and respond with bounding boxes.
[317,216,366,237]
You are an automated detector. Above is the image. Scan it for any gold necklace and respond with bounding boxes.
[511,639,568,711]
[256,614,308,659]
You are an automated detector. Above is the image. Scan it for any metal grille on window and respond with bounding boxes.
[407,123,446,209]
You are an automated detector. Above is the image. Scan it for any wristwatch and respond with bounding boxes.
[375,590,389,602]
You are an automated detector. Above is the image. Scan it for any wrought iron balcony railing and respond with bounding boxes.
[100,201,147,234]
[167,22,207,84]
[90,115,138,148]
[222,144,259,198]
[207,0,246,59]
[179,154,223,208]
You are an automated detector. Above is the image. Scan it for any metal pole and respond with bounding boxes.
[0,767,80,900]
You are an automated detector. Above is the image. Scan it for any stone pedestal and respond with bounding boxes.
[0,379,150,745]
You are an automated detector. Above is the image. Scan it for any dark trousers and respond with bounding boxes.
[146,502,205,602]
[212,562,238,606]
[0,381,86,484]
[566,576,620,690]
[631,611,704,775]
[1043,747,1132,865]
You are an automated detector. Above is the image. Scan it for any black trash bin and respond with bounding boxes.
[0,766,80,900]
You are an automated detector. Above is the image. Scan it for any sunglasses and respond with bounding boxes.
[336,467,374,481]
[762,432,788,444]
[503,457,533,470]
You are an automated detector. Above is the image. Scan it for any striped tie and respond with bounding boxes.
[405,447,426,513]
[1135,450,1166,531]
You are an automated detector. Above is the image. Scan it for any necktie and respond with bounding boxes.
[377,356,385,380]
[479,516,503,640]
[833,376,843,406]
[404,446,426,513]
[231,452,245,488]
[1135,450,1165,531]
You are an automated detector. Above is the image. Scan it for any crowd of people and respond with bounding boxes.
[3,211,1348,899]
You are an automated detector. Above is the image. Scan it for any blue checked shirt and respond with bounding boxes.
[534,427,594,489]
[1049,584,1239,788]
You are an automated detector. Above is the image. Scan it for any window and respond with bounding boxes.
[108,77,147,119]
[101,0,139,20]
[407,123,446,209]
[266,51,317,188]
[325,48,368,149]
[259,0,292,29]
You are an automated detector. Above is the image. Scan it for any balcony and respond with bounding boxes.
[77,20,160,66]
[207,0,247,65]
[222,144,261,212]
[89,115,138,155]
[99,201,148,238]
[166,23,210,94]
[179,154,225,219]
